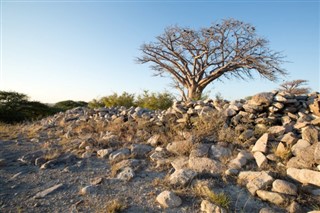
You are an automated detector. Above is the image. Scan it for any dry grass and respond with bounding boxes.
[44,148,62,160]
[0,122,24,140]
[104,199,127,213]
[193,182,231,210]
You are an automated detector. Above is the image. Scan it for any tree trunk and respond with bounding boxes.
[187,85,203,101]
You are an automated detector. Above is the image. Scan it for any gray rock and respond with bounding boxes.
[34,183,64,199]
[268,126,286,137]
[238,171,274,195]
[188,157,224,175]
[286,156,313,169]
[228,151,253,169]
[256,190,286,205]
[252,133,268,153]
[272,179,297,195]
[190,143,209,158]
[200,199,227,213]
[210,144,232,160]
[156,190,182,208]
[169,169,197,187]
[239,129,254,141]
[249,92,274,106]
[287,168,320,187]
[302,126,319,144]
[291,139,311,156]
[224,108,237,117]
[171,156,189,170]
[130,144,153,158]
[116,167,135,181]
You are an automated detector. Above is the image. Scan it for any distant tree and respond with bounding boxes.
[278,79,311,95]
[136,90,174,110]
[54,100,88,111]
[0,91,56,123]
[137,18,287,101]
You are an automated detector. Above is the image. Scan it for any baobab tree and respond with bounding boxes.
[137,18,287,100]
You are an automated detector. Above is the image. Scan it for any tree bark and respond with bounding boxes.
[187,85,203,101]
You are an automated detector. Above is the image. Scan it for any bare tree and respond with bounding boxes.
[278,79,310,95]
[137,18,287,100]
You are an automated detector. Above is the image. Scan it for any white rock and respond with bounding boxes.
[256,190,286,205]
[281,132,298,145]
[291,139,311,156]
[272,179,297,195]
[238,171,274,195]
[252,133,268,153]
[116,167,135,181]
[97,148,113,158]
[210,144,232,160]
[156,191,182,208]
[302,126,319,144]
[200,199,227,213]
[188,157,224,175]
[33,183,64,199]
[287,168,320,187]
[80,185,96,195]
[253,152,268,168]
[171,156,189,170]
[169,169,197,186]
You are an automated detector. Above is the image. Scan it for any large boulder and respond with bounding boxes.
[287,168,320,187]
[248,92,274,106]
[188,157,224,175]
[238,171,274,195]
[309,95,320,116]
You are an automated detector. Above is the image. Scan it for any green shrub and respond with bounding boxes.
[102,92,135,108]
[88,98,105,109]
[136,90,174,110]
[54,100,87,111]
[88,91,174,110]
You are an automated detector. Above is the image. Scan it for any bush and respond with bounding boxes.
[102,92,135,108]
[136,90,174,110]
[88,91,175,110]
[54,100,88,111]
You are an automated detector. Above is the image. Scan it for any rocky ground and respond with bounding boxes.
[0,90,320,213]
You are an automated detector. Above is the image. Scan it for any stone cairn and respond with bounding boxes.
[18,90,320,212]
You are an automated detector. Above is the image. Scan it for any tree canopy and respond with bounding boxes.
[138,18,287,100]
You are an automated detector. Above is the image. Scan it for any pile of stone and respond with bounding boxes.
[16,90,320,212]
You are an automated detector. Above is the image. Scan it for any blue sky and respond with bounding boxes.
[0,0,319,103]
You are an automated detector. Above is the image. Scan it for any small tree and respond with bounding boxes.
[137,18,287,100]
[278,79,310,95]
